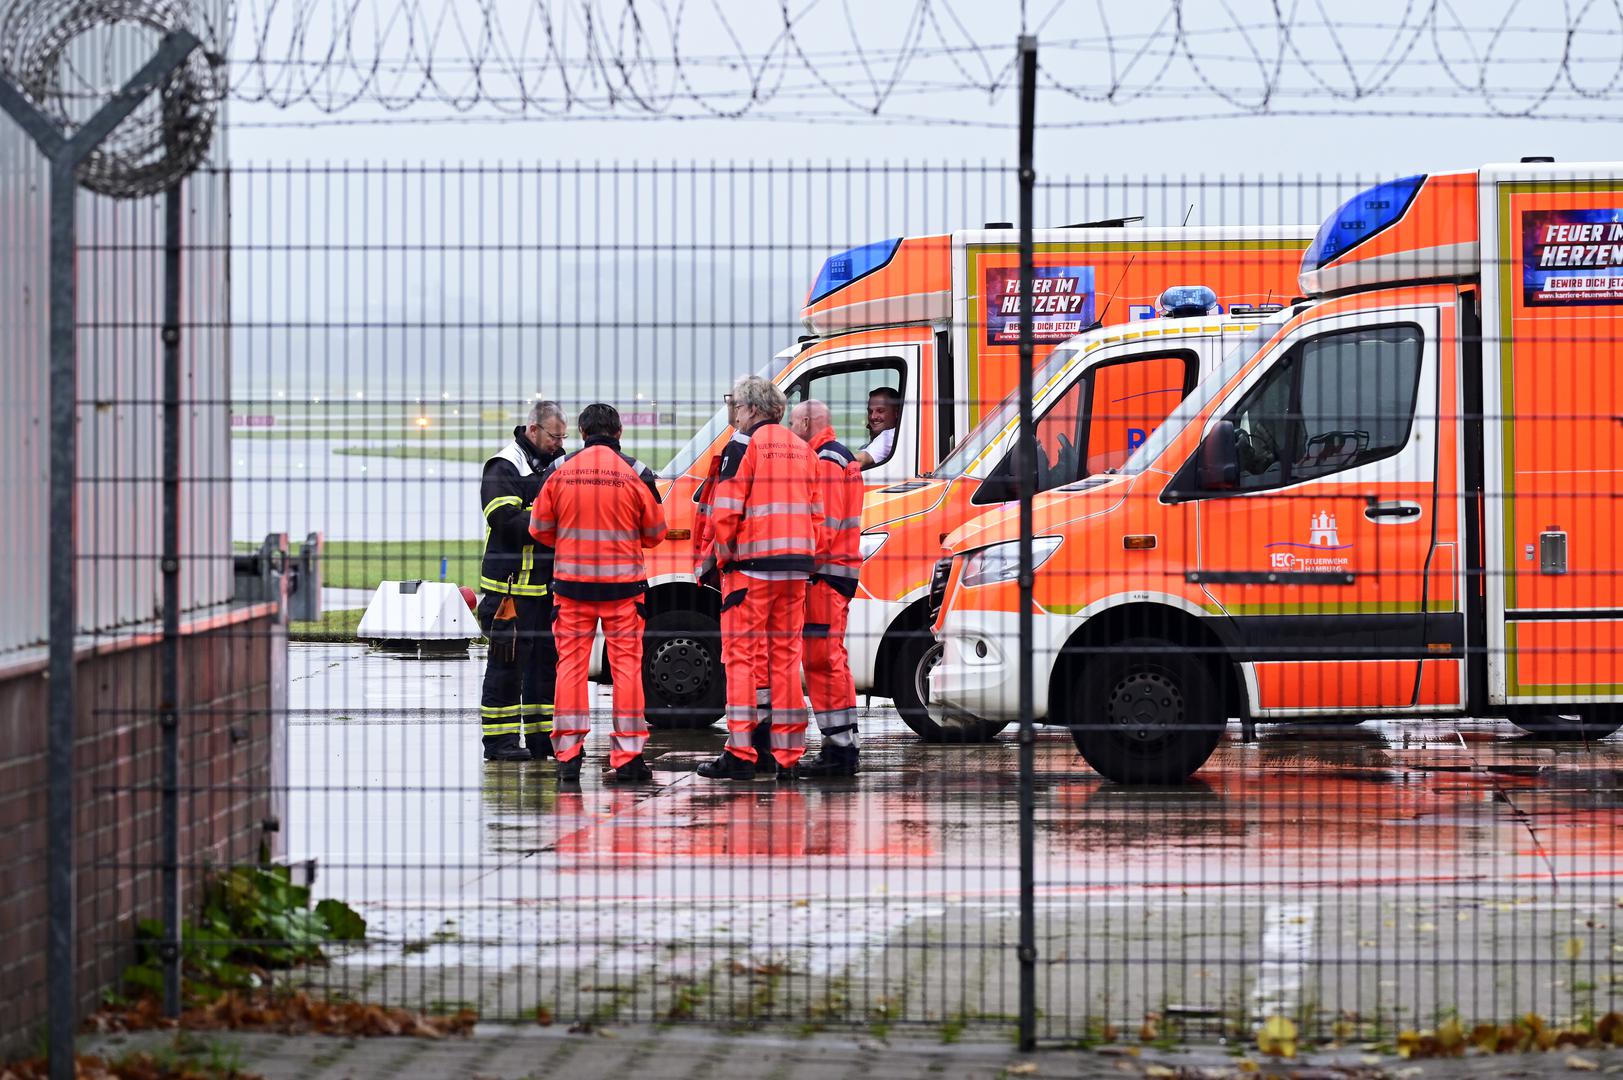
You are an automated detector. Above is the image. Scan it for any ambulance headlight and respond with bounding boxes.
[859,532,888,561]
[1156,285,1220,318]
[960,537,1061,588]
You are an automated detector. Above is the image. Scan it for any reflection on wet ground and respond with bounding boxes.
[287,643,1622,1039]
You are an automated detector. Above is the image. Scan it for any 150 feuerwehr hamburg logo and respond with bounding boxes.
[1266,511,1353,571]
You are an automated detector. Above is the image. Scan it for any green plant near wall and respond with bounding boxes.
[116,866,366,1004]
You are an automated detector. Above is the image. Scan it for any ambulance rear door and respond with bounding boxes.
[1480,162,1623,706]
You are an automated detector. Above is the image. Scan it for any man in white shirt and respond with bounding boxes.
[856,386,902,470]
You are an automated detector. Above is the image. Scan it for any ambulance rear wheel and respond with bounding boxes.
[1510,708,1623,741]
[643,611,724,729]
[894,636,1009,744]
[1068,637,1224,785]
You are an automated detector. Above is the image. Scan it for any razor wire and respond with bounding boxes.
[219,0,1623,125]
[0,0,223,197]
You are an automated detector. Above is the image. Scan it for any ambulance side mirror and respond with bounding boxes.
[1196,421,1240,491]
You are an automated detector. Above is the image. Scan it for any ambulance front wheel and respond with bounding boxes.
[1510,708,1623,741]
[893,636,1010,744]
[1067,637,1224,785]
[642,610,725,729]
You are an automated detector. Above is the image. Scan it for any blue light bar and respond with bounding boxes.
[809,237,902,304]
[1157,285,1220,318]
[1304,175,1426,272]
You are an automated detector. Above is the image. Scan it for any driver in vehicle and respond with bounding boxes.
[856,386,902,470]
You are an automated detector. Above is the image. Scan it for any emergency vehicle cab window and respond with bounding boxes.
[1224,324,1423,492]
[975,351,1194,503]
[1083,353,1194,474]
[785,362,907,475]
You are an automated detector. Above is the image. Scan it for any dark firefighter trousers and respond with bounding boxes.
[477,590,556,750]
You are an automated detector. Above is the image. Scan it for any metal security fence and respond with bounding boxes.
[6,7,1623,1076]
[204,157,1623,1047]
[8,121,1623,1067]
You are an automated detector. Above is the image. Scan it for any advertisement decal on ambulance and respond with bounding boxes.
[1522,208,1623,305]
[984,265,1095,344]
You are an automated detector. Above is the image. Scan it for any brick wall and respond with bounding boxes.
[0,613,283,1057]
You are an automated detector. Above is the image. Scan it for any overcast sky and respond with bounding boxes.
[219,1,1616,402]
[224,0,1612,176]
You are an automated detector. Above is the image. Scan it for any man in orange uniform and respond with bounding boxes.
[530,404,666,785]
[787,400,864,778]
[696,375,823,781]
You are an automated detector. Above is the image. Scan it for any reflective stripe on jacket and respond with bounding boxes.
[529,437,666,601]
[809,427,863,598]
[709,421,823,576]
[479,428,562,597]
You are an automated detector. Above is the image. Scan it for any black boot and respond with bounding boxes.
[696,750,756,781]
[793,743,859,779]
[605,755,655,785]
[484,735,532,763]
[528,732,554,760]
[752,720,777,777]
[556,754,583,783]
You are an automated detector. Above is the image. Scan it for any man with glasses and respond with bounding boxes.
[695,376,823,780]
[476,399,568,762]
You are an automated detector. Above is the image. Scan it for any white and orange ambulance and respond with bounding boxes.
[631,225,1314,726]
[930,161,1623,782]
[851,297,1296,742]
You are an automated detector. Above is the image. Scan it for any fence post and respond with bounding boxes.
[159,174,185,1016]
[0,31,202,1077]
[1014,32,1039,1054]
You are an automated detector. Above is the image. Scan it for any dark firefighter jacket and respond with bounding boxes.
[479,426,563,596]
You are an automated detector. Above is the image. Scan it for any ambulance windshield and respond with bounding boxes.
[930,346,1080,478]
[662,349,801,477]
[1119,313,1287,476]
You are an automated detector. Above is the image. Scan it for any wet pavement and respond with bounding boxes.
[79,1026,1623,1079]
[285,642,1623,1044]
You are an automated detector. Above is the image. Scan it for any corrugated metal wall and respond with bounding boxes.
[0,15,231,659]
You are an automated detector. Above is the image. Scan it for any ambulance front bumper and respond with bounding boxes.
[847,595,905,693]
[928,608,1070,722]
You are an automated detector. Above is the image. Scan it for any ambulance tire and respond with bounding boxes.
[642,610,724,729]
[893,636,1010,744]
[1510,709,1623,741]
[1068,637,1224,785]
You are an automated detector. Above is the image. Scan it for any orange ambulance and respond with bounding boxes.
[632,225,1315,726]
[852,302,1296,743]
[930,161,1623,781]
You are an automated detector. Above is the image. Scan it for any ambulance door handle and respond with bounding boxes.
[1364,501,1421,522]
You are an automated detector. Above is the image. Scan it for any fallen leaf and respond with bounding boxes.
[1566,938,1585,961]
[1256,1015,1297,1058]
[1004,1064,1038,1076]
[1567,1054,1600,1071]
[536,1004,553,1026]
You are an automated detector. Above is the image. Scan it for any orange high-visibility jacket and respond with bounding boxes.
[692,454,723,578]
[708,421,823,575]
[530,439,666,601]
[808,426,863,597]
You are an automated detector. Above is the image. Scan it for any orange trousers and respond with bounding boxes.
[552,595,647,768]
[804,580,858,747]
[720,573,807,768]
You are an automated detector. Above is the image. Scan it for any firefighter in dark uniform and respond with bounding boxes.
[478,400,568,762]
